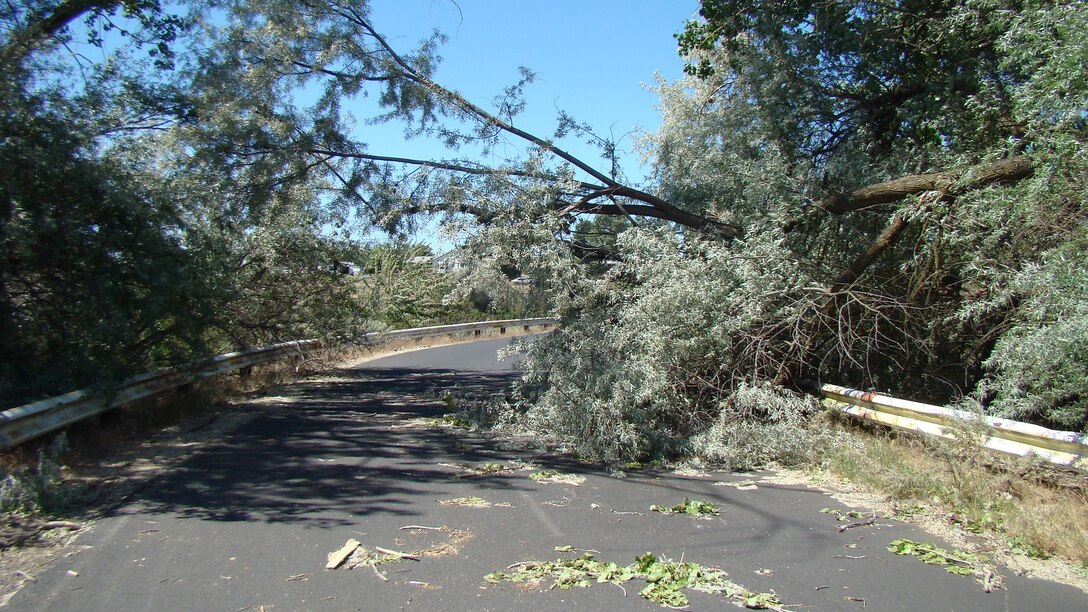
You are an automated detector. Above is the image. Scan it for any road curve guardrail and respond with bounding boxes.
[820,383,1088,470]
[0,318,557,450]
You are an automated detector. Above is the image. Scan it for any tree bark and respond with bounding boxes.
[830,212,911,293]
[820,157,1033,215]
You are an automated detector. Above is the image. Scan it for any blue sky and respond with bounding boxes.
[360,1,701,189]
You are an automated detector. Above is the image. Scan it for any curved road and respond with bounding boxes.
[8,338,1086,610]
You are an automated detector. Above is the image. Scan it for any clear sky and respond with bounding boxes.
[361,1,702,190]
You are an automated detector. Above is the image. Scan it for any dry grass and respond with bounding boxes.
[813,414,1088,566]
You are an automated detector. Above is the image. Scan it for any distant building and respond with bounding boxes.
[432,250,467,273]
[337,261,362,275]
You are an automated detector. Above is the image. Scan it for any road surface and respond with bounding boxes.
[8,338,1086,610]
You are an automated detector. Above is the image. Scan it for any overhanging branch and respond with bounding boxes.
[820,157,1034,215]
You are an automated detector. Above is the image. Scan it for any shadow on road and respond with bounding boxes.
[128,366,533,527]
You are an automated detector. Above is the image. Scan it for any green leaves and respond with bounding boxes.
[651,498,720,518]
[887,538,993,581]
[485,551,779,609]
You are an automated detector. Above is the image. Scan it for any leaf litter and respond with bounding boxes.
[650,499,720,518]
[324,526,475,576]
[887,538,1004,591]
[529,470,587,486]
[438,496,512,508]
[484,551,783,609]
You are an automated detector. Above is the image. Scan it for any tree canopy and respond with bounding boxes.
[2,0,1086,459]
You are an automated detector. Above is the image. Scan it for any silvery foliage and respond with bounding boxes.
[977,240,1088,428]
[502,222,832,462]
[470,70,832,461]
[487,0,1088,459]
[938,2,1088,428]
[690,382,836,470]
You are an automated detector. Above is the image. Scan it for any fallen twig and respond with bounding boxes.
[399,525,445,531]
[39,521,82,531]
[909,544,977,567]
[375,547,420,561]
[369,561,388,582]
[837,512,877,532]
[611,510,644,516]
[833,554,867,559]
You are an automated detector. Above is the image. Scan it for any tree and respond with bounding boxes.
[4,0,1086,454]
[171,0,741,249]
[0,0,373,406]
[0,88,215,405]
[500,0,1088,460]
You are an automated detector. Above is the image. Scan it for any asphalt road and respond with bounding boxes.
[9,338,1086,611]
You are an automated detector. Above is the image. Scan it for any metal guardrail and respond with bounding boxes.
[820,383,1088,470]
[0,318,557,450]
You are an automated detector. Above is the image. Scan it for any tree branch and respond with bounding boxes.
[820,157,1034,215]
[307,148,600,189]
[0,0,122,69]
[830,212,911,293]
[343,9,742,240]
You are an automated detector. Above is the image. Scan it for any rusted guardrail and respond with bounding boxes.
[820,383,1088,470]
[0,318,556,449]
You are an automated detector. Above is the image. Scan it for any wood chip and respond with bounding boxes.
[326,539,361,569]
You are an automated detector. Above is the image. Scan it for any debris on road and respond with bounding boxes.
[326,527,475,576]
[344,546,409,570]
[484,551,783,610]
[887,538,1004,591]
[715,480,759,491]
[325,539,361,569]
[529,470,587,486]
[438,496,510,508]
[650,499,720,518]
[373,547,420,561]
[838,512,878,532]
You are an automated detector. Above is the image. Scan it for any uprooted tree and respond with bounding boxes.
[2,0,1086,462]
